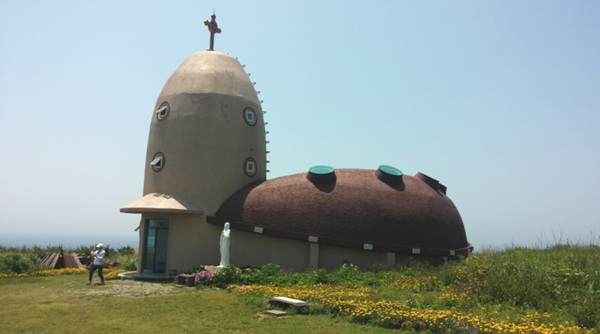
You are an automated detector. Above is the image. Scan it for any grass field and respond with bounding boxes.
[0,274,389,333]
[1,244,598,333]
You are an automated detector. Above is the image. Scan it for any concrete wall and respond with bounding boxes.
[318,244,393,271]
[138,214,220,273]
[229,231,311,271]
[165,214,221,272]
[164,225,411,272]
[136,214,439,273]
[143,51,266,216]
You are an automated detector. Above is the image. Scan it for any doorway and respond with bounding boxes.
[142,218,169,273]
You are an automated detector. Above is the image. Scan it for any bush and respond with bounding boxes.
[211,264,319,288]
[332,263,361,282]
[194,270,215,286]
[72,245,93,256]
[0,252,47,273]
[571,293,600,329]
[448,245,600,328]
[119,256,138,271]
[117,246,135,256]
[213,266,245,288]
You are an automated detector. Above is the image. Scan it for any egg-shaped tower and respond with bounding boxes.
[121,51,266,275]
[143,51,266,210]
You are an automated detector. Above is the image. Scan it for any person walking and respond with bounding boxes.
[87,243,105,285]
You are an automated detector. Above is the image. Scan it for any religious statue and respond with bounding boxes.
[204,13,221,51]
[218,222,231,267]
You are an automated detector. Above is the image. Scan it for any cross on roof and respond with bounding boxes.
[204,13,221,51]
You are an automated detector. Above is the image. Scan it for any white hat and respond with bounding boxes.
[96,243,104,248]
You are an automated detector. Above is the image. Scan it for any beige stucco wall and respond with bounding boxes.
[318,244,393,271]
[136,213,431,273]
[229,231,311,271]
[143,51,266,216]
[215,229,408,272]
[165,214,220,272]
[137,214,221,273]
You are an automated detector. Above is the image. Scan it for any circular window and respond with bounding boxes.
[244,157,257,177]
[156,102,169,121]
[243,107,257,126]
[150,152,165,172]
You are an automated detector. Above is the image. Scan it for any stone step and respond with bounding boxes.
[266,310,287,317]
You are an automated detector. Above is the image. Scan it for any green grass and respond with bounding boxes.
[1,244,598,333]
[0,274,390,333]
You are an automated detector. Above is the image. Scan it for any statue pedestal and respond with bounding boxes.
[203,265,225,273]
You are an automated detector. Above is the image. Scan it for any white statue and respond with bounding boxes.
[218,222,231,267]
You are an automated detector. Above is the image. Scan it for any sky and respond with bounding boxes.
[1,1,599,249]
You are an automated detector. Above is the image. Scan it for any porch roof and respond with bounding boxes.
[120,193,203,214]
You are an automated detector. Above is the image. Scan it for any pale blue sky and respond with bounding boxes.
[1,1,599,249]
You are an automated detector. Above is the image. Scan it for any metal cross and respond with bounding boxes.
[204,13,222,51]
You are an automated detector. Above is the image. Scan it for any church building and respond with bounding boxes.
[120,15,472,276]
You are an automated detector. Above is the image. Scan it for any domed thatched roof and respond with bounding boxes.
[208,168,472,257]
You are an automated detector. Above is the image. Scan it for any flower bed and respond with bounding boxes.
[230,284,592,333]
[0,268,126,279]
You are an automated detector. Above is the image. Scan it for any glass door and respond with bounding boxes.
[142,218,169,273]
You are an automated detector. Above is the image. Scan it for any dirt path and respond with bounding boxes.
[77,280,187,298]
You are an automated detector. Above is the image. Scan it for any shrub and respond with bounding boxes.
[195,270,215,286]
[570,292,600,329]
[246,263,281,285]
[213,266,245,288]
[448,245,600,328]
[119,256,138,271]
[0,252,47,273]
[311,268,331,284]
[117,246,135,256]
[72,245,93,256]
[332,263,360,282]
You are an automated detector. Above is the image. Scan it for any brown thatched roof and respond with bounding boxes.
[208,169,472,257]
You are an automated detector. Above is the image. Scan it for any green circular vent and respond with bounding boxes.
[309,165,335,175]
[307,165,336,185]
[378,165,402,176]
